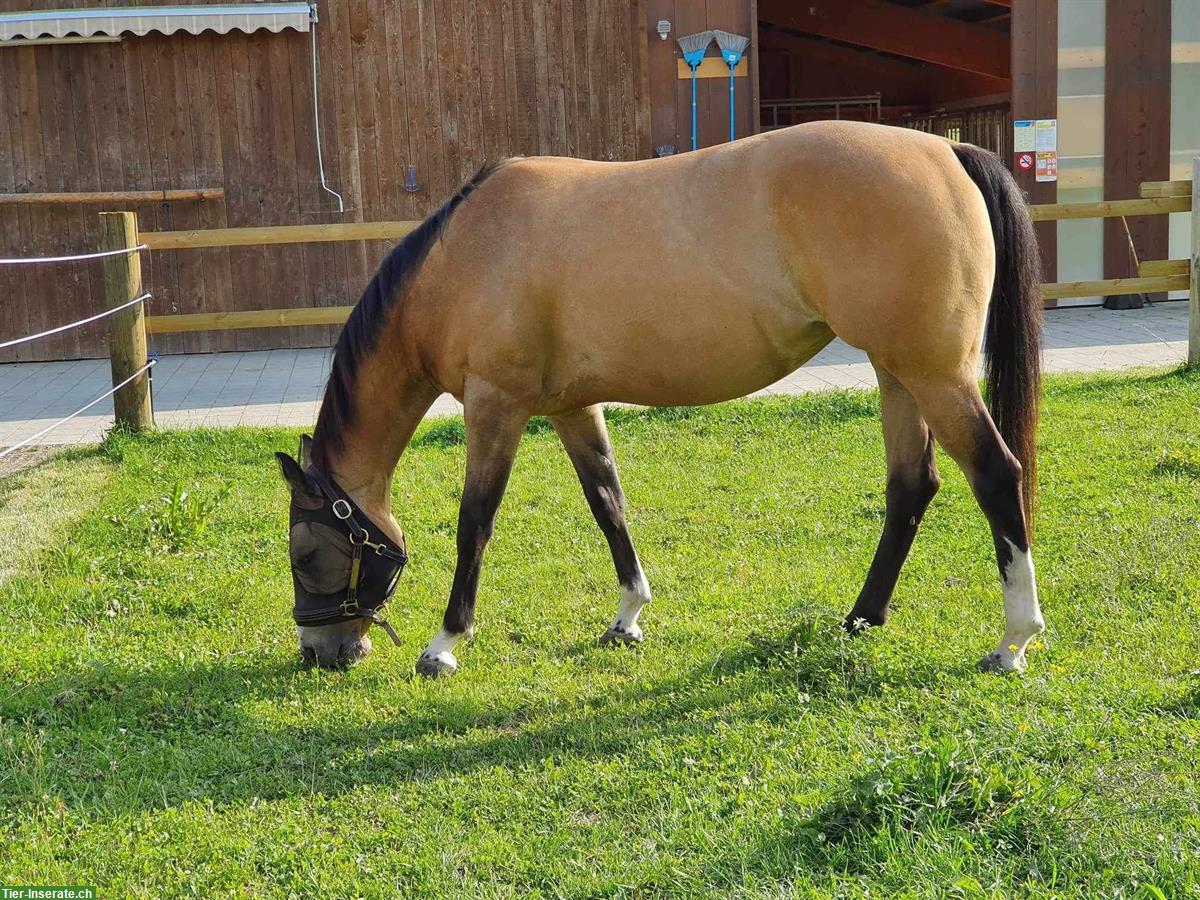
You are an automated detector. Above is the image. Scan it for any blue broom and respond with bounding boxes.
[677,30,713,151]
[713,30,749,143]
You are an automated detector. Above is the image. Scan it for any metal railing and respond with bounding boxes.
[760,94,882,130]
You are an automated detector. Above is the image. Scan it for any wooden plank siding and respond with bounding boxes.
[643,1,757,156]
[1102,0,1171,305]
[0,0,655,361]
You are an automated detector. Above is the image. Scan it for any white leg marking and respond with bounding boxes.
[981,539,1045,672]
[607,569,651,641]
[417,628,464,675]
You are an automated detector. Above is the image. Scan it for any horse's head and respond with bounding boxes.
[275,436,407,669]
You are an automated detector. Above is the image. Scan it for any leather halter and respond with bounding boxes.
[289,465,407,646]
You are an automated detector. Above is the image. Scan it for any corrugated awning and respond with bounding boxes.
[0,3,312,42]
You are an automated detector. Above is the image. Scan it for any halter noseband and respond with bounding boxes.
[290,465,407,646]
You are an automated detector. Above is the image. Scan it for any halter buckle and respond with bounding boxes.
[332,498,353,520]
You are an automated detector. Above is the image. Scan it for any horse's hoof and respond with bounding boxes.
[598,626,643,648]
[977,651,1023,674]
[843,607,887,634]
[843,616,874,635]
[415,652,458,678]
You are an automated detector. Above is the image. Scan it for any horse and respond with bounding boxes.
[275,120,1044,678]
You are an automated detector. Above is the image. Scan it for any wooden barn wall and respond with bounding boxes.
[0,0,652,362]
[643,0,757,155]
[1103,0,1171,301]
[1012,0,1058,287]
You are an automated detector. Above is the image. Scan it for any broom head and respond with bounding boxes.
[677,30,713,67]
[713,29,749,66]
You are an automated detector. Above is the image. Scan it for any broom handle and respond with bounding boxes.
[691,66,699,151]
[728,67,736,142]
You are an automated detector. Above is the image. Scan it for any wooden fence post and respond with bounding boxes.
[100,211,153,431]
[1191,157,1199,366]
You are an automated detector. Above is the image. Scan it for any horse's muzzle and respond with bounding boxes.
[299,631,372,669]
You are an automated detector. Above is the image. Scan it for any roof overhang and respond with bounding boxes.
[0,3,313,43]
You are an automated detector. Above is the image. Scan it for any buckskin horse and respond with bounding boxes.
[275,120,1045,678]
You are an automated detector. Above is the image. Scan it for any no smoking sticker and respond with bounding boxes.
[1016,152,1034,171]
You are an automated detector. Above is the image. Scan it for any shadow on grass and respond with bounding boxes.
[411,415,558,449]
[1152,447,1200,480]
[0,442,107,483]
[409,392,881,452]
[1045,365,1197,400]
[0,617,962,821]
[689,742,1066,893]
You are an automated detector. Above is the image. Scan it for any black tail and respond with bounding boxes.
[952,143,1043,526]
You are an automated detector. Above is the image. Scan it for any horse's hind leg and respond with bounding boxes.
[845,367,941,631]
[906,374,1045,672]
[550,405,652,646]
[416,379,529,678]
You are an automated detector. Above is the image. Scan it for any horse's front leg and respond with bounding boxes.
[416,381,528,678]
[550,405,652,647]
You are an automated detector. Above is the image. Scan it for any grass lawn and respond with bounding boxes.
[1,368,1198,898]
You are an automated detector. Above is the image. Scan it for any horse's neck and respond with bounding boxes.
[321,356,438,536]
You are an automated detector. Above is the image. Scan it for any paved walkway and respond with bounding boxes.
[0,303,1190,450]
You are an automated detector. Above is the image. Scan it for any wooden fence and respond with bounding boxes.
[0,1,652,362]
[101,161,1200,430]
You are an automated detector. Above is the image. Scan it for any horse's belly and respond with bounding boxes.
[565,316,835,409]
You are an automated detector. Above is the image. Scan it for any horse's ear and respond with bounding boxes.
[299,434,314,469]
[276,452,317,498]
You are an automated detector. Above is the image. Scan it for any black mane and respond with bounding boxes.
[311,161,505,466]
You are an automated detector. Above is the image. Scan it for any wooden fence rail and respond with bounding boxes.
[1139,259,1189,278]
[102,162,1200,427]
[141,221,419,251]
[0,189,223,206]
[146,307,354,335]
[1140,180,1192,199]
[1027,195,1191,221]
[1042,274,1189,301]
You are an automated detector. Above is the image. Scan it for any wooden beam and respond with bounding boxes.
[1041,274,1187,300]
[142,220,420,250]
[756,0,1010,78]
[0,189,224,205]
[1140,179,1191,198]
[750,0,762,135]
[137,198,1185,260]
[146,307,354,334]
[1028,196,1191,221]
[1012,0,1057,290]
[675,59,749,79]
[1138,259,1189,277]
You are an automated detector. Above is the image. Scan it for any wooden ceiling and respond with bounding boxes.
[757,0,1013,108]
[889,0,1012,28]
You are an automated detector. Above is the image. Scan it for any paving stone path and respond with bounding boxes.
[0,303,1190,450]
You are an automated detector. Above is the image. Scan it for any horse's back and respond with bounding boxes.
[418,122,996,409]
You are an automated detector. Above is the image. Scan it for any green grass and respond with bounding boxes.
[2,368,1199,898]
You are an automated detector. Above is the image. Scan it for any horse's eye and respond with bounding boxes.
[294,549,318,570]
